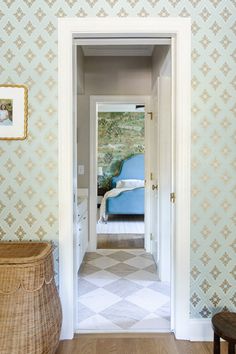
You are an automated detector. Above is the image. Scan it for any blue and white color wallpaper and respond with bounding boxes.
[0,0,235,318]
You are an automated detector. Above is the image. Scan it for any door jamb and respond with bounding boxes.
[58,17,191,340]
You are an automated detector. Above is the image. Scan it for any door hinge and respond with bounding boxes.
[150,172,153,180]
[170,192,176,203]
[148,112,153,120]
[152,184,158,191]
[150,233,153,241]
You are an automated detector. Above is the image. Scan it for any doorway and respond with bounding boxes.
[96,102,146,250]
[90,96,149,252]
[58,17,191,340]
[76,44,172,330]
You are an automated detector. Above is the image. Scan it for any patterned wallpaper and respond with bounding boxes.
[0,0,235,318]
[97,111,144,192]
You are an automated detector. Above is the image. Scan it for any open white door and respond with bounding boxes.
[158,76,171,282]
[145,75,172,279]
[145,89,159,266]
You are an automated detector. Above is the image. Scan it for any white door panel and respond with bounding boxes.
[145,76,172,280]
[145,86,159,267]
[158,76,171,282]
[150,88,159,266]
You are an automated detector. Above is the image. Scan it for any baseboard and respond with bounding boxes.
[189,319,213,341]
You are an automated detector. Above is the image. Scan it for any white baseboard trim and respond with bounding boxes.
[189,319,213,341]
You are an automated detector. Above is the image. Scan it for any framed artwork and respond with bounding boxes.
[0,84,28,140]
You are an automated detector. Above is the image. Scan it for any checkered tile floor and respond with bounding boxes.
[77,249,171,331]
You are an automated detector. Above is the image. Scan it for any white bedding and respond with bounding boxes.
[99,187,135,222]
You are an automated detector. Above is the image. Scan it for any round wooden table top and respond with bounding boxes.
[212,312,236,343]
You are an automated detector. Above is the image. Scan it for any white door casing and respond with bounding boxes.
[72,43,79,330]
[58,17,191,340]
[170,37,176,328]
[89,95,149,252]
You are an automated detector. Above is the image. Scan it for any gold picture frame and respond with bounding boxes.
[0,84,28,140]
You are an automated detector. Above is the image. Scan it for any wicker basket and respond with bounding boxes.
[0,242,62,354]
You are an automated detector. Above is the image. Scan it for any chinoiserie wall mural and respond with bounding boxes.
[0,0,235,318]
[97,111,144,192]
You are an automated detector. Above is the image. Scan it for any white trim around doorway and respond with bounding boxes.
[58,17,191,340]
[89,95,150,252]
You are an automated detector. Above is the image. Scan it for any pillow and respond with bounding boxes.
[116,179,144,188]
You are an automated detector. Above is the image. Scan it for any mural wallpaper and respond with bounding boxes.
[97,111,144,192]
[0,0,235,319]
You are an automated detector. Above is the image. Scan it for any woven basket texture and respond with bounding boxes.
[0,242,62,354]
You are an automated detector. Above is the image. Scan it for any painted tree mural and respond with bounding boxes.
[97,111,145,192]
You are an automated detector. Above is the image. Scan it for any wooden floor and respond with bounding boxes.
[56,333,228,354]
[97,233,144,248]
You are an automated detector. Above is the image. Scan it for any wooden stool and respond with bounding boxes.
[212,312,236,354]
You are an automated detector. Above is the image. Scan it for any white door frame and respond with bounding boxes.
[58,17,191,340]
[89,95,150,252]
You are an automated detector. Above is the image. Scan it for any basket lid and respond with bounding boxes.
[0,242,52,265]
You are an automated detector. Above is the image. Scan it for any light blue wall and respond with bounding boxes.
[0,0,235,318]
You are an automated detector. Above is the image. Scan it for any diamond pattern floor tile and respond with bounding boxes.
[148,281,171,295]
[78,314,121,330]
[79,288,121,313]
[124,255,154,269]
[85,270,120,287]
[83,252,103,262]
[125,269,159,286]
[106,262,138,277]
[77,303,96,323]
[126,288,170,312]
[139,252,154,260]
[155,301,171,319]
[79,263,100,277]
[77,278,98,296]
[107,250,136,262]
[101,300,148,329]
[144,264,157,273]
[88,256,120,269]
[77,249,171,331]
[130,313,171,330]
[97,249,118,256]
[103,278,142,298]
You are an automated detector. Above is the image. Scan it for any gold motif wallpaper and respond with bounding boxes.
[0,0,235,318]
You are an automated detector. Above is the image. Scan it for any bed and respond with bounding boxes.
[99,154,144,222]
